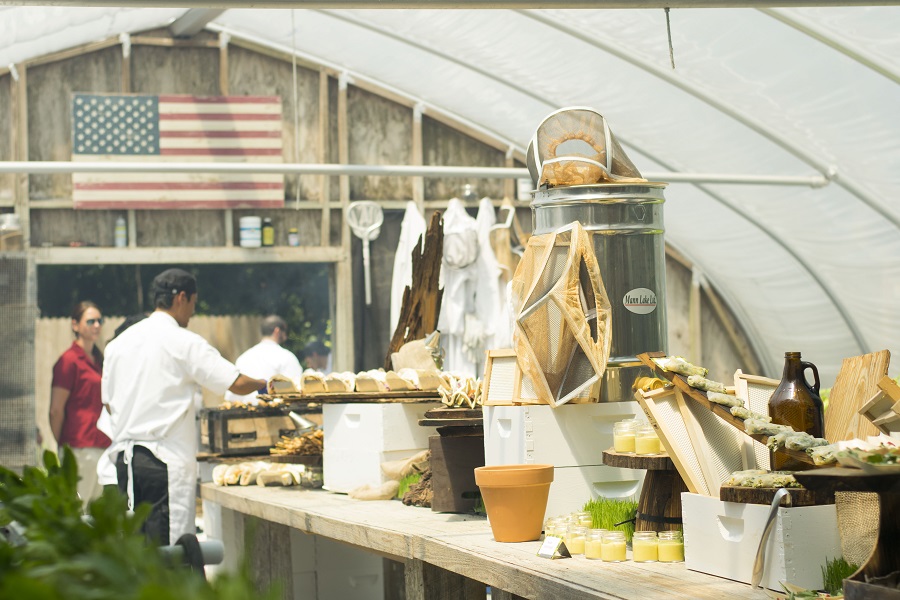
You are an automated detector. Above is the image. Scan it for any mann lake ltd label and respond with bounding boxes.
[623,288,657,315]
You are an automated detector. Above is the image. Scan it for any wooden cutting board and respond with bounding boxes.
[825,350,890,443]
[719,485,834,507]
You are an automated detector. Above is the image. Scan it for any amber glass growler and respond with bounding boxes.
[768,352,824,471]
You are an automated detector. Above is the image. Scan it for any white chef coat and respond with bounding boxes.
[223,338,302,403]
[101,311,239,545]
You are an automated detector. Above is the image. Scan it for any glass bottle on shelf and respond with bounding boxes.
[262,218,275,247]
[768,351,824,471]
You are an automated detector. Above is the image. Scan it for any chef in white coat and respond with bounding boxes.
[224,314,302,404]
[101,268,265,545]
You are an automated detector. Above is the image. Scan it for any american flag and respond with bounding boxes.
[71,93,284,209]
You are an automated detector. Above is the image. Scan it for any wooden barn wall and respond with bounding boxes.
[26,47,121,201]
[31,209,121,247]
[0,75,11,201]
[227,45,321,203]
[423,116,506,201]
[347,86,412,201]
[664,257,749,383]
[327,76,339,203]
[131,45,219,95]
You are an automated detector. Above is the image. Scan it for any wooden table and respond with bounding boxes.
[201,483,768,600]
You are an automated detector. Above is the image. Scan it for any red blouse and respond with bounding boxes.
[51,342,111,448]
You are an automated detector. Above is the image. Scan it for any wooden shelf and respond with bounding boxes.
[31,245,345,265]
[637,351,816,466]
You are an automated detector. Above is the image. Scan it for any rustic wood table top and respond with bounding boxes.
[201,483,768,600]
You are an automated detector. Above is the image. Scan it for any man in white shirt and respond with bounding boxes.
[224,315,302,404]
[101,268,265,546]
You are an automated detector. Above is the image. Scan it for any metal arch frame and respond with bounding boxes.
[271,8,870,353]
[759,7,900,84]
[519,10,900,231]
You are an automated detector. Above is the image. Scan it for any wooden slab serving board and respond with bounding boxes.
[638,352,815,466]
[825,350,890,443]
[719,485,834,507]
[257,390,441,404]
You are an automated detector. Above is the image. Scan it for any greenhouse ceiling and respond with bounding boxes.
[1,2,898,383]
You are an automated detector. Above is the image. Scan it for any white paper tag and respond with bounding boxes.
[536,536,571,559]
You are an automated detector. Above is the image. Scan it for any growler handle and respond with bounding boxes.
[800,361,820,395]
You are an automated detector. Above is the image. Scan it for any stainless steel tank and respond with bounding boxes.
[532,182,668,402]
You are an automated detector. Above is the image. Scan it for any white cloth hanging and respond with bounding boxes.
[438,198,501,377]
[390,201,427,335]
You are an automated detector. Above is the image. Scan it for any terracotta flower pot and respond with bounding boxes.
[474,464,554,543]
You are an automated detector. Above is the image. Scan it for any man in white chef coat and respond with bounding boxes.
[224,314,302,404]
[101,268,266,545]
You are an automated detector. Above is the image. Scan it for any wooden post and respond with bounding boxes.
[11,63,29,248]
[689,267,702,365]
[404,559,485,600]
[384,211,443,370]
[334,73,353,372]
[246,516,294,600]
[504,146,515,200]
[219,32,235,248]
[412,103,424,212]
[319,70,330,247]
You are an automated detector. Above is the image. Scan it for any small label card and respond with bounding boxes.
[537,536,571,559]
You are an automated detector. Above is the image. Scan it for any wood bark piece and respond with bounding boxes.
[385,210,444,370]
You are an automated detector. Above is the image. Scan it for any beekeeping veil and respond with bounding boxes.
[510,221,612,407]
[527,107,645,188]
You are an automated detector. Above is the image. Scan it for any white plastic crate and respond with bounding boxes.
[323,403,440,493]
[483,402,645,467]
[682,492,841,591]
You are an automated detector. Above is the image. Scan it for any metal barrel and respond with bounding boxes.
[532,183,668,403]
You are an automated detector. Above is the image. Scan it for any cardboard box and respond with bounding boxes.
[323,403,440,493]
[682,492,841,591]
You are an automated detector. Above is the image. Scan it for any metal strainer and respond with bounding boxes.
[346,201,384,305]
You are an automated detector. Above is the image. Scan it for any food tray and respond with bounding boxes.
[258,390,441,404]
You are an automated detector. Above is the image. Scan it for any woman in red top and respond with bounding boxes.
[50,300,111,506]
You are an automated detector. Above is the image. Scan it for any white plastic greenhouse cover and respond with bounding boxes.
[1,4,898,383]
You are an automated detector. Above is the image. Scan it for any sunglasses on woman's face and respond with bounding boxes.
[85,318,104,326]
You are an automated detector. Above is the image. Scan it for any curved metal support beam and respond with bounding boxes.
[759,8,900,84]
[520,10,900,231]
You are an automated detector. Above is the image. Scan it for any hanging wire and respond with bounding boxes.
[291,9,301,209]
[665,8,676,70]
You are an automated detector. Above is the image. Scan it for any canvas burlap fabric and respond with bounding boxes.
[834,491,879,567]
[510,222,612,407]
